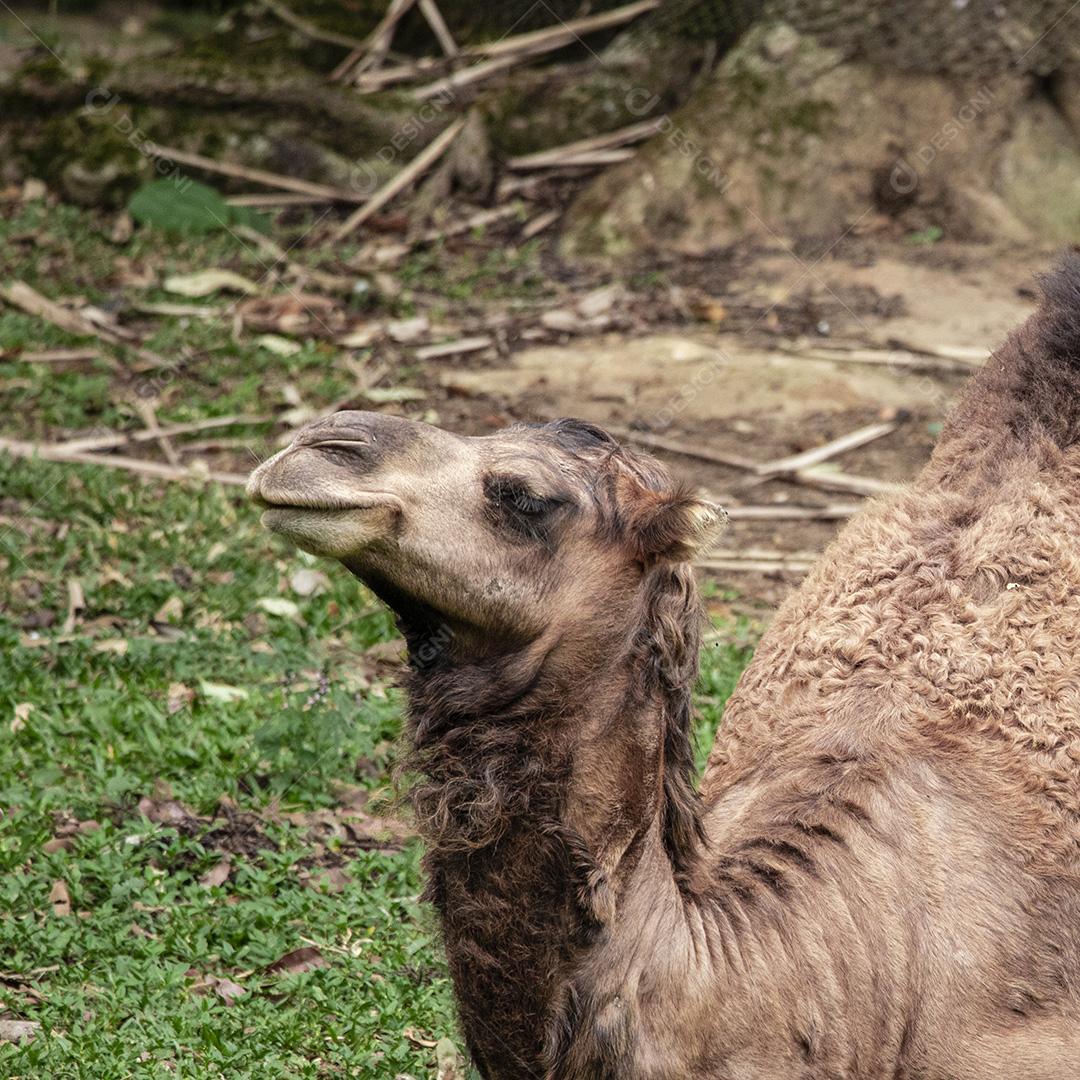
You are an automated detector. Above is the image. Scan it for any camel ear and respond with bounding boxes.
[621,478,727,562]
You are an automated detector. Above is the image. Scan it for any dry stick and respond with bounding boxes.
[418,0,458,57]
[519,149,634,169]
[412,45,546,99]
[521,209,561,240]
[609,422,902,498]
[0,437,247,487]
[353,56,443,93]
[332,117,466,242]
[754,422,898,476]
[133,399,180,467]
[55,414,273,454]
[142,144,368,204]
[604,424,760,472]
[260,0,368,50]
[230,224,354,293]
[793,469,902,498]
[414,336,493,361]
[417,202,522,243]
[723,503,860,521]
[356,0,660,93]
[472,0,658,60]
[9,348,101,364]
[708,547,822,563]
[696,557,815,575]
[508,117,666,170]
[226,193,330,207]
[780,344,976,374]
[338,0,419,82]
[0,282,168,370]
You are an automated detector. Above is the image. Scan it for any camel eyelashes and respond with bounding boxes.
[484,475,564,515]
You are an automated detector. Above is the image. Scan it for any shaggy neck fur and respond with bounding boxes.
[402,562,704,1077]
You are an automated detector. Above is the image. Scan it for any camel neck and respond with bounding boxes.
[404,637,690,1078]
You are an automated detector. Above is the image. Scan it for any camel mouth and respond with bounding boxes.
[251,492,394,513]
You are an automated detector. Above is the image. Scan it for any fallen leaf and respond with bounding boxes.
[0,1019,40,1044]
[93,638,128,655]
[154,596,184,624]
[61,578,85,634]
[256,597,301,619]
[403,1028,438,1049]
[21,177,46,201]
[436,1036,465,1080]
[362,386,426,404]
[337,324,383,348]
[386,316,429,343]
[11,702,32,734]
[576,284,624,318]
[206,541,228,564]
[166,682,194,715]
[189,972,247,1005]
[164,270,259,298]
[238,293,345,337]
[199,858,232,888]
[255,333,302,356]
[199,681,249,704]
[137,794,197,827]
[264,946,328,976]
[49,880,71,917]
[289,569,329,597]
[42,837,72,854]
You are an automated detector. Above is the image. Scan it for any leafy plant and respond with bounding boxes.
[128,179,270,236]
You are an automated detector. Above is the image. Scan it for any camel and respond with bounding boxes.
[247,255,1080,1079]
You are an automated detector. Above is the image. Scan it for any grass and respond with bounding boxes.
[0,201,758,1077]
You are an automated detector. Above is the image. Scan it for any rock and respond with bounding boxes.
[562,21,1080,262]
[760,23,800,62]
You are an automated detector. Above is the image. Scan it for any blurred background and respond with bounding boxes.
[1,1,1078,1075]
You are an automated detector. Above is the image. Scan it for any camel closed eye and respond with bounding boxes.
[483,475,567,538]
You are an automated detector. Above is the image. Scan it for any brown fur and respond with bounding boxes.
[249,255,1080,1078]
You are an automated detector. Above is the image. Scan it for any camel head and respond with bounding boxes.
[247,412,724,663]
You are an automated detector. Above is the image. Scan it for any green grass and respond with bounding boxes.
[0,201,758,1077]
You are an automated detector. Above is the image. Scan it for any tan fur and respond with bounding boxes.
[249,256,1080,1079]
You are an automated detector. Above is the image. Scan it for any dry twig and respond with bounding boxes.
[260,0,367,49]
[0,437,247,486]
[754,422,897,476]
[0,282,168,370]
[331,118,466,241]
[55,415,272,454]
[143,144,368,203]
[418,0,458,57]
[508,117,666,170]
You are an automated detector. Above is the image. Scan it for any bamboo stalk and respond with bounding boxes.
[418,0,458,56]
[508,117,666,170]
[414,336,493,360]
[723,504,860,521]
[696,557,815,575]
[55,415,272,454]
[133,399,181,467]
[331,118,466,241]
[754,422,898,476]
[143,143,368,203]
[0,282,168,370]
[0,438,247,487]
[604,424,760,472]
[261,0,367,49]
[226,193,330,207]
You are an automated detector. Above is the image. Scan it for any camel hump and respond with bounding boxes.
[938,253,1080,455]
[1033,252,1080,375]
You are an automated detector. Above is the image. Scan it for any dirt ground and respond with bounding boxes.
[426,239,1050,611]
